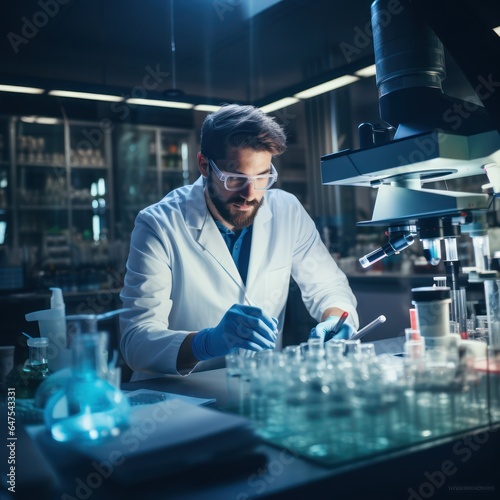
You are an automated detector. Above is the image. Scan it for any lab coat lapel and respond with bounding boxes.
[246,197,272,290]
[198,217,243,286]
[185,177,243,287]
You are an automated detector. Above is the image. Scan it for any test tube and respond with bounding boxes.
[472,234,491,272]
[404,329,425,359]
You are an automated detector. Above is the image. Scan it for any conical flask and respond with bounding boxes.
[44,332,130,444]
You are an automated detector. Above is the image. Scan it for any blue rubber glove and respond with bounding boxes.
[192,304,279,360]
[309,315,356,342]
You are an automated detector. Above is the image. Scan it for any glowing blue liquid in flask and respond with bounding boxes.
[44,332,130,443]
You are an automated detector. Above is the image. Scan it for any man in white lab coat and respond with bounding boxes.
[120,104,358,379]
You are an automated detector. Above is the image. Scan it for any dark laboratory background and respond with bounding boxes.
[0,0,499,365]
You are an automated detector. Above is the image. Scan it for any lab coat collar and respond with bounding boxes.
[185,176,209,230]
[184,176,273,293]
[187,176,243,288]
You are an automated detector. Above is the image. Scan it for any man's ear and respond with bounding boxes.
[198,152,209,178]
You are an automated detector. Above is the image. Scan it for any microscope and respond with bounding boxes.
[321,0,500,344]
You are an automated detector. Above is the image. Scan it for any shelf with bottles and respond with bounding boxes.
[0,208,10,247]
[72,209,110,245]
[69,122,109,168]
[0,117,10,248]
[160,132,189,171]
[116,124,195,239]
[16,164,68,208]
[0,117,9,165]
[0,167,9,211]
[120,168,160,210]
[70,167,111,209]
[18,213,68,234]
[116,125,157,170]
[7,116,114,274]
[15,117,66,167]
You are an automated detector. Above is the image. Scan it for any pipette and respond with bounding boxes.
[324,311,349,342]
[351,315,387,341]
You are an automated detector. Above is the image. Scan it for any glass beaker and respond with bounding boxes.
[5,338,50,399]
[44,332,130,444]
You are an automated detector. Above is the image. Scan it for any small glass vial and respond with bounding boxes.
[6,337,50,399]
[44,332,130,444]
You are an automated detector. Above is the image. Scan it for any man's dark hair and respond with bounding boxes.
[200,104,287,160]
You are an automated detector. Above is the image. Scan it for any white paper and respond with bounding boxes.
[124,388,216,407]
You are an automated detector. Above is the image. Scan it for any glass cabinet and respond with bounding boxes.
[115,124,195,240]
[0,118,11,248]
[2,116,114,291]
[0,117,196,292]
[14,118,67,258]
[68,121,113,274]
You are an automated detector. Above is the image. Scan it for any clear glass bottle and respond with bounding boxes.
[6,337,50,399]
[323,340,358,461]
[44,332,130,444]
[250,350,285,440]
[351,343,392,455]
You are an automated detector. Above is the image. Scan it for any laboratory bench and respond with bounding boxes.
[7,337,500,500]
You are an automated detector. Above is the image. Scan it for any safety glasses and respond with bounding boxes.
[208,158,278,191]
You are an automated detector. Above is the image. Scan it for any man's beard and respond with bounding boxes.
[207,175,263,229]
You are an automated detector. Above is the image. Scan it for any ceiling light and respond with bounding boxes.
[21,116,59,124]
[0,84,44,94]
[259,97,300,114]
[494,26,500,37]
[49,90,123,102]
[126,98,194,109]
[294,75,360,99]
[194,104,221,112]
[355,64,377,78]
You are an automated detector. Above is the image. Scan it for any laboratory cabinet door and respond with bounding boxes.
[4,116,115,292]
[115,124,195,241]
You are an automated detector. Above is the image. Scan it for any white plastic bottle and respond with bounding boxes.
[25,288,70,371]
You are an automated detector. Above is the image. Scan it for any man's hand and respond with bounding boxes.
[309,315,356,342]
[191,304,278,360]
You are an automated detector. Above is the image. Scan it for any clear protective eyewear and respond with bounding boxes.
[208,158,278,191]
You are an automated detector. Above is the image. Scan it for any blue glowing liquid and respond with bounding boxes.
[50,409,128,443]
[45,378,130,444]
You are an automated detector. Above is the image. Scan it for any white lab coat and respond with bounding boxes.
[120,177,358,379]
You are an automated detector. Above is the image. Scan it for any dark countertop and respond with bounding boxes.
[14,356,500,500]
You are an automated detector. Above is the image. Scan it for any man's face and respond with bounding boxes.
[205,147,273,230]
